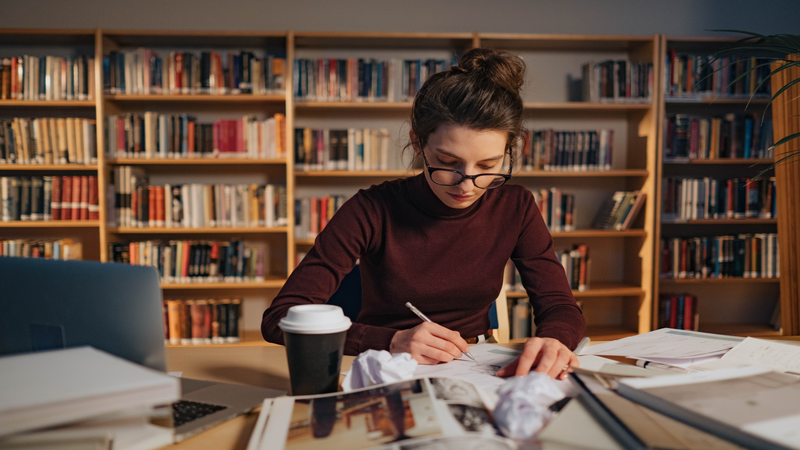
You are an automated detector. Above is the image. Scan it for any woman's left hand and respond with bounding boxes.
[496,337,579,380]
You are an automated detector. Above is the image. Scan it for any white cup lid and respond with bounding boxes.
[279,304,352,334]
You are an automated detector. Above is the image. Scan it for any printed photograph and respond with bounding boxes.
[285,380,441,450]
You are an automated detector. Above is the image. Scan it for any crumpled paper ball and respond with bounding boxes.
[493,372,566,444]
[341,350,418,392]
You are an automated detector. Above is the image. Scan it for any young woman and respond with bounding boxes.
[262,48,585,379]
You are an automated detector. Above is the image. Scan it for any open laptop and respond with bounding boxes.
[0,257,285,442]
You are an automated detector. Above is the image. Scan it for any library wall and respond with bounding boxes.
[1,0,799,36]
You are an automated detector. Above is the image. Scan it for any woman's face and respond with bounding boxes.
[413,124,507,209]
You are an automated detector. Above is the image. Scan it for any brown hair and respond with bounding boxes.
[408,48,526,160]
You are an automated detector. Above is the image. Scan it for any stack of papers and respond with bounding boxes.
[581,328,743,360]
[0,347,180,448]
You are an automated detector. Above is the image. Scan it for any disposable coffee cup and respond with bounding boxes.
[279,304,352,396]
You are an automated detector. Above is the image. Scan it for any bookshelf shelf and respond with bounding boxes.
[165,330,274,347]
[506,283,644,298]
[550,229,647,238]
[295,239,315,246]
[523,102,651,111]
[0,165,98,171]
[161,279,286,289]
[0,221,100,228]
[104,94,286,102]
[661,219,778,225]
[662,159,774,165]
[107,158,286,166]
[294,101,412,110]
[109,227,289,234]
[665,97,770,105]
[699,323,782,338]
[660,277,780,284]
[296,170,417,178]
[514,170,648,178]
[0,100,96,107]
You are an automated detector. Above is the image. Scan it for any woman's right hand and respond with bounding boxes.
[389,322,469,364]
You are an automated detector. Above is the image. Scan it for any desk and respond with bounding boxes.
[163,337,800,450]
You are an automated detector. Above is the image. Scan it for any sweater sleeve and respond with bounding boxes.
[260,191,399,355]
[510,189,586,350]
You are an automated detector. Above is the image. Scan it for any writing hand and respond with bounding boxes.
[496,337,579,380]
[390,322,469,365]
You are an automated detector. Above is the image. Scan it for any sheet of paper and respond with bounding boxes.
[413,344,521,394]
[635,355,722,369]
[581,328,743,359]
[720,337,800,373]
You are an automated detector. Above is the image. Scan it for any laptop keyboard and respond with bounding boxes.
[172,400,228,427]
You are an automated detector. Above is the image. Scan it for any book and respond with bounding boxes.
[246,376,515,450]
[0,346,179,438]
[618,367,800,450]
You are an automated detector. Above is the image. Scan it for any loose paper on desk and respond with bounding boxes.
[709,337,800,373]
[581,328,743,359]
[413,344,520,396]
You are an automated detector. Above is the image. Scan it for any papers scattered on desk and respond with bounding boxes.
[413,344,521,397]
[581,328,743,359]
[706,337,800,374]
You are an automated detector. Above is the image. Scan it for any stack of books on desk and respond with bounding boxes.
[0,346,180,450]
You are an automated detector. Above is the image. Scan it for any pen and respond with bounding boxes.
[635,360,694,374]
[574,337,591,356]
[405,302,476,362]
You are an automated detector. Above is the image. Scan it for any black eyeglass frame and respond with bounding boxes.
[419,146,513,190]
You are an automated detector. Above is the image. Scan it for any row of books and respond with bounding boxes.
[659,234,779,279]
[591,190,646,231]
[294,128,397,171]
[113,166,288,228]
[663,114,774,160]
[581,60,654,103]
[1,176,99,222]
[106,113,286,160]
[104,49,286,95]
[294,195,348,240]
[0,238,83,260]
[293,58,452,102]
[531,188,576,232]
[661,177,776,221]
[502,245,591,292]
[0,55,95,101]
[665,52,772,98]
[0,117,97,165]
[109,240,270,284]
[657,294,699,330]
[520,129,615,172]
[163,299,242,345]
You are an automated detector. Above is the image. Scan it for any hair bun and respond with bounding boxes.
[456,48,525,94]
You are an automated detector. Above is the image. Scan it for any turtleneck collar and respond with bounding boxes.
[405,173,484,219]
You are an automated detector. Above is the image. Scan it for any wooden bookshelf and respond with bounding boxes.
[0,165,98,171]
[653,35,782,337]
[507,283,644,298]
[583,325,639,341]
[109,227,289,234]
[0,100,96,107]
[296,170,416,178]
[523,102,651,111]
[661,218,778,225]
[107,159,286,165]
[161,279,286,289]
[165,330,275,347]
[661,278,780,284]
[295,101,412,110]
[513,170,648,178]
[0,221,100,228]
[105,94,285,102]
[550,229,647,238]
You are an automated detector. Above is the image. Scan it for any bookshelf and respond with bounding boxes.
[18,29,783,346]
[481,33,659,340]
[0,29,102,261]
[653,36,781,337]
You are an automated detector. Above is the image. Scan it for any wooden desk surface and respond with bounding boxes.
[163,337,800,449]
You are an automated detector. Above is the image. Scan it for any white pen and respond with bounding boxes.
[405,302,476,362]
[574,337,591,355]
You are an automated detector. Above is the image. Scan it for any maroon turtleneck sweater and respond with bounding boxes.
[262,174,585,355]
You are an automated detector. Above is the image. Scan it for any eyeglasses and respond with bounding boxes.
[420,148,512,189]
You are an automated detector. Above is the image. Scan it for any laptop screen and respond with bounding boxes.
[0,257,168,372]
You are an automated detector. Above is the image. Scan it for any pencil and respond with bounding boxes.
[405,302,476,362]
